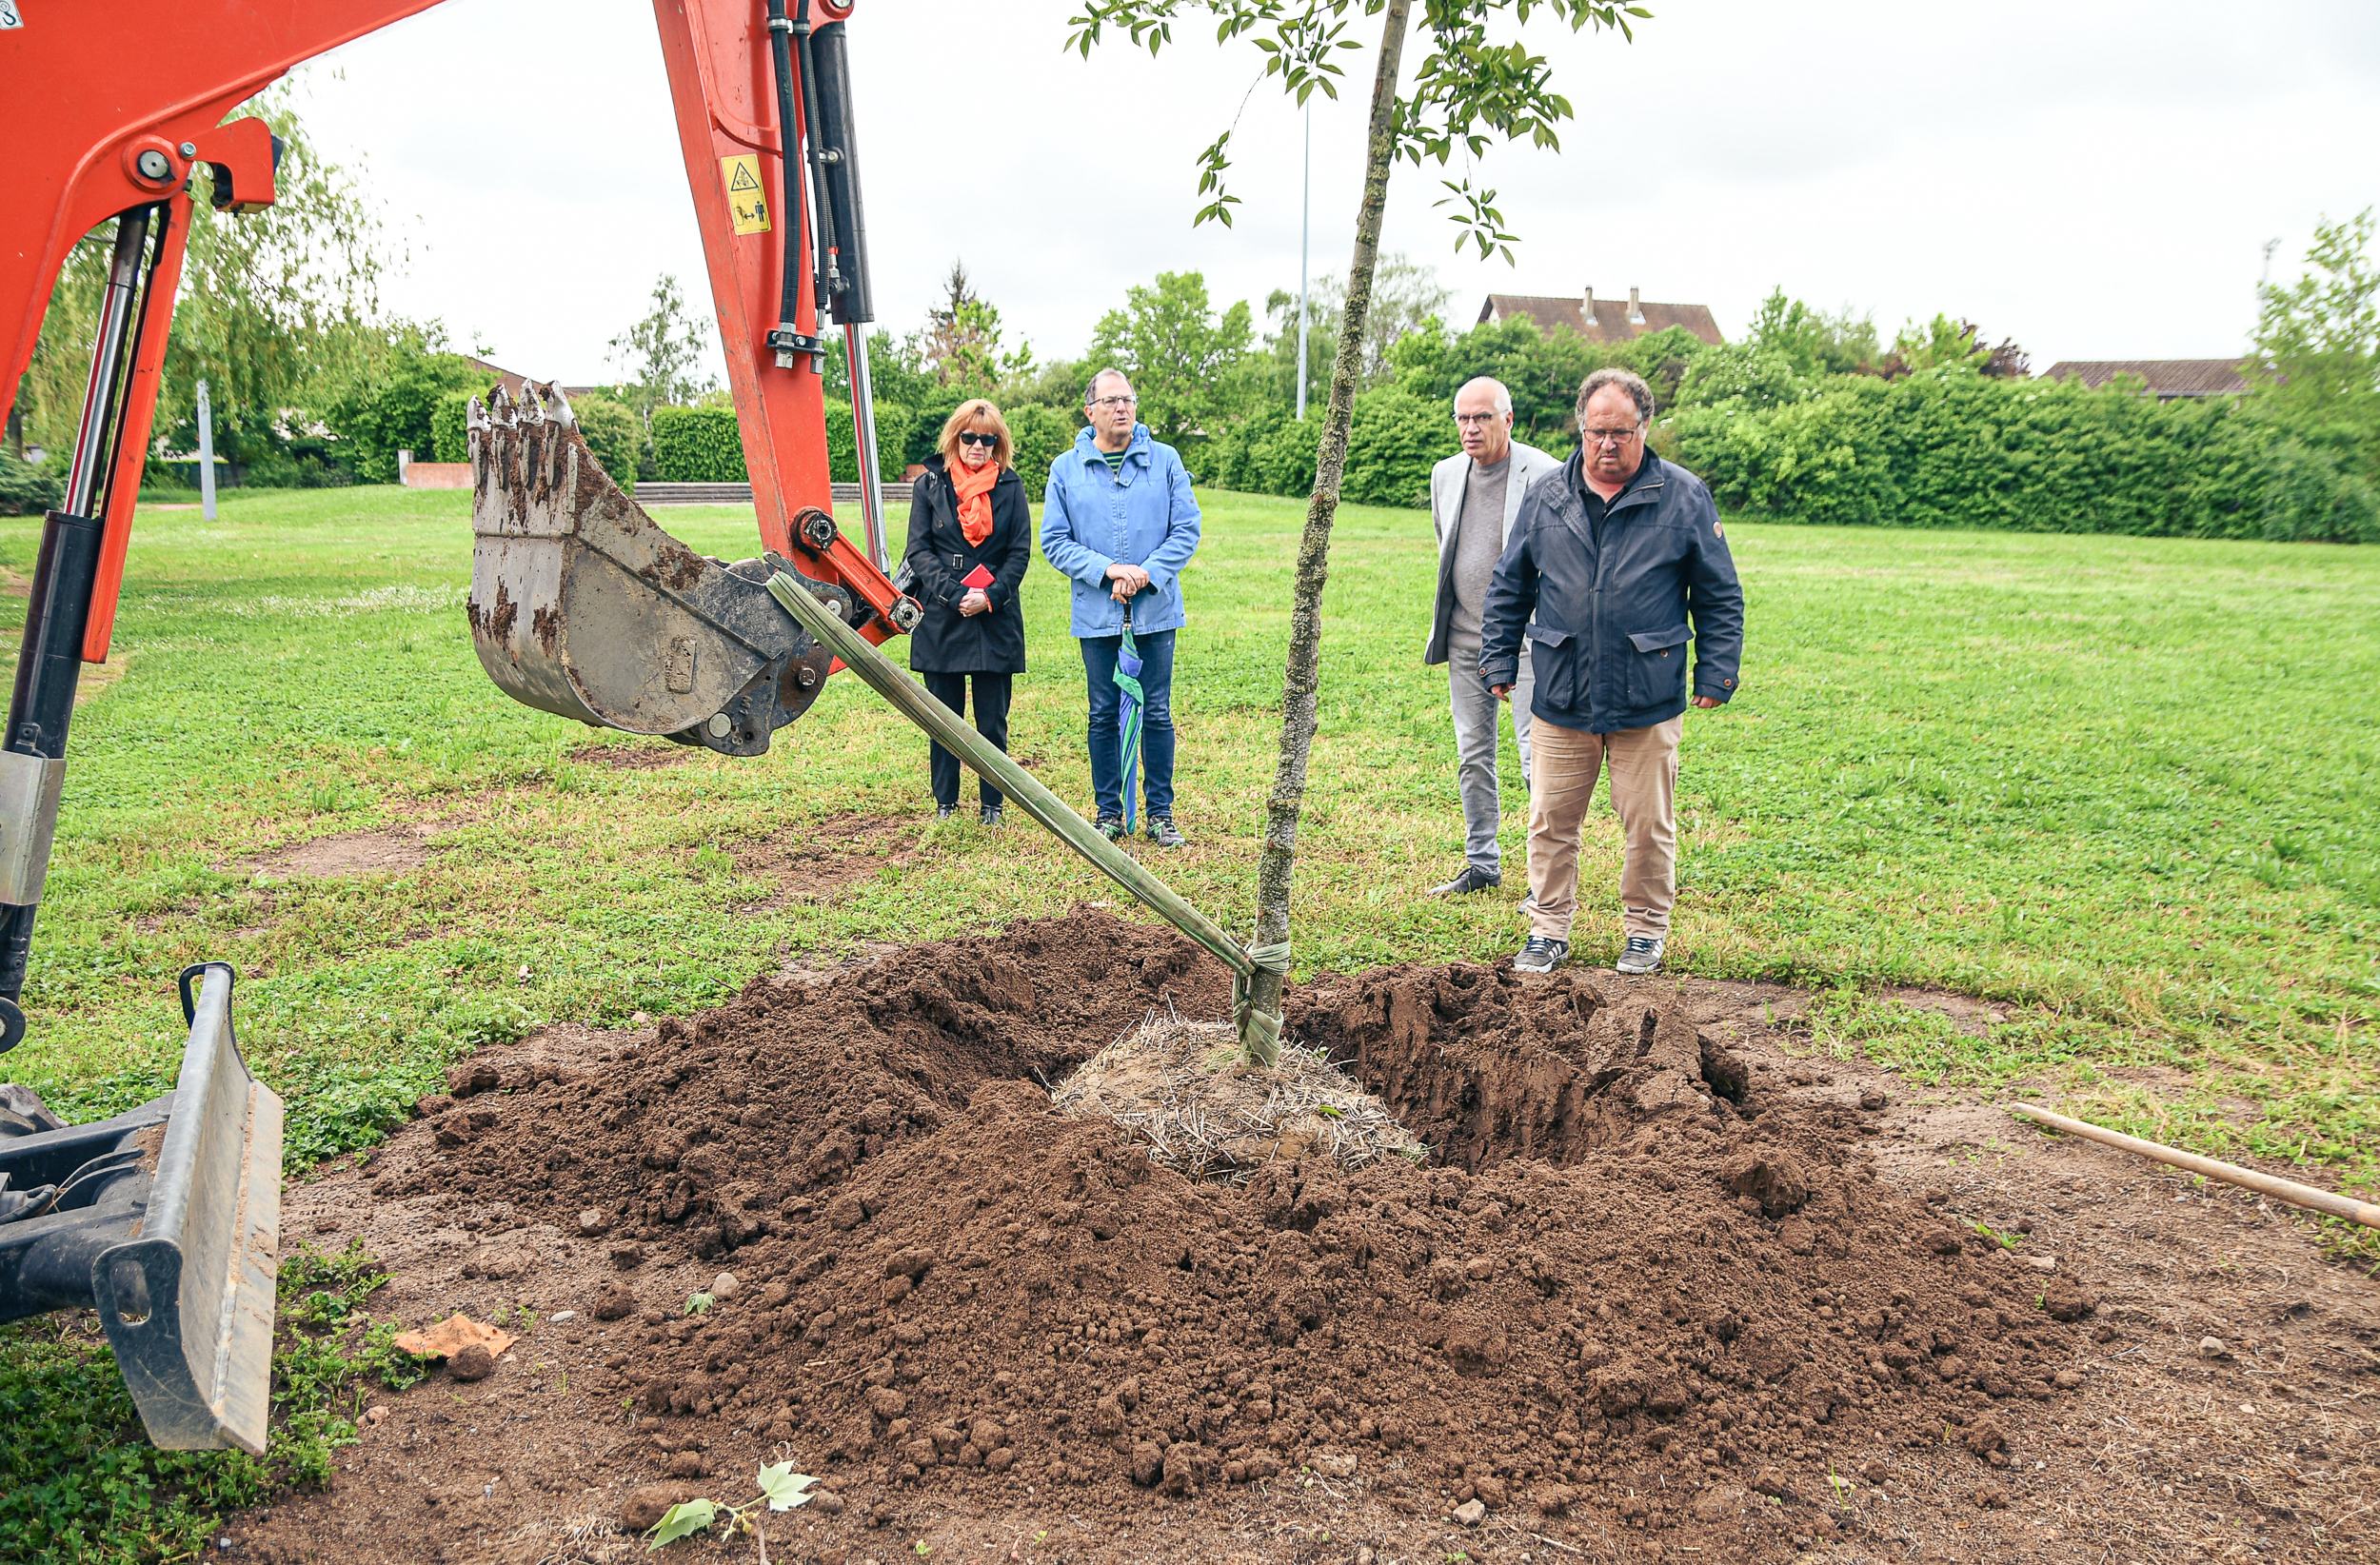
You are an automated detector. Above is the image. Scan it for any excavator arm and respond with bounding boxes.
[0,0,905,1455]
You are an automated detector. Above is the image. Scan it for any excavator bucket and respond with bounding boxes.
[466,385,840,757]
[0,964,281,1456]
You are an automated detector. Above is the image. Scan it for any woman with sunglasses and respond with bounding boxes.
[902,399,1033,822]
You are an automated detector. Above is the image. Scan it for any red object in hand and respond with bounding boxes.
[962,565,995,590]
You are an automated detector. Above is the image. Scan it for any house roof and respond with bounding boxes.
[1477,291,1726,347]
[2041,359,2251,398]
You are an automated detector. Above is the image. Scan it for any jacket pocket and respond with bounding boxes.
[1524,624,1580,713]
[1625,624,1691,708]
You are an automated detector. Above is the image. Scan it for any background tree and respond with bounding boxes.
[1072,0,1649,1060]
[1743,287,1878,378]
[2248,208,2379,477]
[912,261,1036,390]
[1086,269,1256,446]
[1263,251,1451,406]
[607,273,718,433]
[19,84,396,483]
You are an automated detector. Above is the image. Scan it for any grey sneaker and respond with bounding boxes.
[1096,815,1127,842]
[1616,935,1665,975]
[980,803,1004,825]
[935,804,960,820]
[1429,864,1501,897]
[1514,936,1570,974]
[1145,816,1188,849]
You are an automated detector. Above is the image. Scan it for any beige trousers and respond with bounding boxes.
[1526,714,1683,942]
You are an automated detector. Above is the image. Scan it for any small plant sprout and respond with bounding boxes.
[645,1463,818,1551]
[684,1291,715,1316]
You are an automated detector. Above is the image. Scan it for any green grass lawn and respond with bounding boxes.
[0,482,2372,1562]
[0,484,2371,1184]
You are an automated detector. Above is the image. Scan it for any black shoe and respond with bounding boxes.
[935,804,960,820]
[1428,864,1501,897]
[1145,816,1188,849]
[1096,815,1127,842]
[1514,936,1570,974]
[980,803,1004,825]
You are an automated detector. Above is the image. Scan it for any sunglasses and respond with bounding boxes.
[957,431,999,447]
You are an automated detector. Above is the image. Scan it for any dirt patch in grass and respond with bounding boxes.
[570,742,698,771]
[236,828,429,881]
[731,814,917,908]
[224,914,2377,1564]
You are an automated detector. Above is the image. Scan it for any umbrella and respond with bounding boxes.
[1115,610,1145,832]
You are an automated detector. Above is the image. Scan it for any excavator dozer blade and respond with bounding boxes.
[465,385,836,757]
[0,963,281,1456]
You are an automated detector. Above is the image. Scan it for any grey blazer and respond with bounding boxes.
[1422,438,1562,666]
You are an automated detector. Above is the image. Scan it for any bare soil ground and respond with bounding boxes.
[217,913,2376,1565]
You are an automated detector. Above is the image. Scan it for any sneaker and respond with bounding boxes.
[1514,936,1570,974]
[935,804,960,820]
[1144,816,1188,849]
[1428,864,1501,897]
[1096,815,1127,842]
[1616,936,1665,975]
[980,803,1005,826]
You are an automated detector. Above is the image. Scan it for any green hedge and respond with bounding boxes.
[1666,367,2377,542]
[573,397,643,495]
[0,451,63,517]
[823,400,915,485]
[651,406,746,484]
[1006,405,1077,498]
[430,388,476,464]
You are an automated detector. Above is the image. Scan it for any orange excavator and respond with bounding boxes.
[0,0,913,1456]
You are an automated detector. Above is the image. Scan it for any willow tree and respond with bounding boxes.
[17,84,393,466]
[1069,0,1648,1060]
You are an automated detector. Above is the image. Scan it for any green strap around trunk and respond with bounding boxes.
[765,575,1282,1030]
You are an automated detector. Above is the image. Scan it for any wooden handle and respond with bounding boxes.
[2009,1103,2380,1230]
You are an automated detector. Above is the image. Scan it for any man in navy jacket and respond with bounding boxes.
[1479,368,1744,976]
[1040,368,1203,846]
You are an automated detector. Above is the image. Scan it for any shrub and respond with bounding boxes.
[651,406,746,483]
[1342,387,1452,507]
[1673,344,1810,413]
[431,389,471,464]
[573,396,643,495]
[1665,366,2378,543]
[330,351,490,483]
[0,451,64,516]
[823,400,915,485]
[1006,404,1076,498]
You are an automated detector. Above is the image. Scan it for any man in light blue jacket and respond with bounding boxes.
[1040,367,1203,846]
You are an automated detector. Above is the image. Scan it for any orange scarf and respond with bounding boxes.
[950,457,1001,547]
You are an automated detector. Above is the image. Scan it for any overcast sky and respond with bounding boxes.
[295,0,2380,386]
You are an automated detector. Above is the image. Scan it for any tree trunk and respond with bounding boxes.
[1239,0,1414,1064]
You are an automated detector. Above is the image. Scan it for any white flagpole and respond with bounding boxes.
[196,378,217,521]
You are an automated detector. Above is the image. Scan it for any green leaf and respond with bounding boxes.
[647,1498,719,1549]
[684,1292,715,1315]
[756,1462,819,1512]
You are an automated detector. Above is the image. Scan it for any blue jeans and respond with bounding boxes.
[1080,628,1176,820]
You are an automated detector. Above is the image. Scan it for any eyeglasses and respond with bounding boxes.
[1453,411,1506,426]
[1579,426,1642,447]
[1088,394,1138,409]
[957,431,999,447]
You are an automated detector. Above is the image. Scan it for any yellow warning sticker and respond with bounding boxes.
[721,154,771,235]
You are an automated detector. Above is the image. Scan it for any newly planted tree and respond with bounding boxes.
[1068,0,1648,1060]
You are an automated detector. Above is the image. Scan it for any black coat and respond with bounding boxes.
[1479,450,1744,734]
[902,455,1032,674]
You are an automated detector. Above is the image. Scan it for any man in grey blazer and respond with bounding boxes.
[1423,376,1564,897]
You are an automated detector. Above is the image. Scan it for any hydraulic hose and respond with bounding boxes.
[790,0,844,310]
[764,0,806,361]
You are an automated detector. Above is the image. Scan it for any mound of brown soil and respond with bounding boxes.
[357,910,2104,1553]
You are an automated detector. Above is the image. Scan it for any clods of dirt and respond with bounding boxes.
[230,911,2379,1563]
[568,742,695,770]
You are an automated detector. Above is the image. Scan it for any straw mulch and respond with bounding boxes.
[1049,1012,1427,1184]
